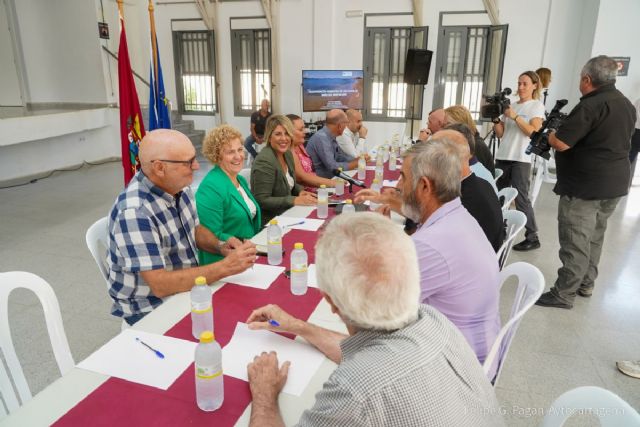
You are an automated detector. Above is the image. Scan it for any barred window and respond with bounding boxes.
[231,29,271,116]
[434,25,508,120]
[363,26,428,122]
[173,30,217,114]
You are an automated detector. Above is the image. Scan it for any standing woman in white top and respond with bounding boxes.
[494,70,546,251]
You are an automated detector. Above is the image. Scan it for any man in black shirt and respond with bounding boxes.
[536,56,636,309]
[244,99,271,159]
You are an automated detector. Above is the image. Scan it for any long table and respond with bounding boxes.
[1,164,401,427]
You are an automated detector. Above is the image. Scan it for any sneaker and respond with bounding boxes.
[535,291,573,309]
[616,361,640,379]
[513,239,541,251]
[577,286,593,297]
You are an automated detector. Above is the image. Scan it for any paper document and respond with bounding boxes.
[308,263,318,288]
[382,179,398,187]
[272,215,325,231]
[77,329,196,390]
[222,323,326,396]
[221,263,285,289]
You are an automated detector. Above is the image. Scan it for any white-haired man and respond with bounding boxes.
[245,213,504,426]
[354,138,501,375]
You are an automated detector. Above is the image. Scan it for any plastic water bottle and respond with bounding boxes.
[370,179,381,210]
[335,178,344,196]
[317,184,328,218]
[389,148,397,171]
[342,199,356,213]
[357,155,366,180]
[191,276,213,340]
[267,219,282,265]
[195,331,223,411]
[290,242,308,295]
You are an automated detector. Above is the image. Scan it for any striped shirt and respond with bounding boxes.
[296,305,505,427]
[107,172,199,321]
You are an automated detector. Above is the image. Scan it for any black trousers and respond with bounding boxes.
[496,160,539,241]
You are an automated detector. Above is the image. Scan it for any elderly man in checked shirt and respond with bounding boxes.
[107,129,256,326]
[244,213,504,427]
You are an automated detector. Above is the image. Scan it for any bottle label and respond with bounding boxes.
[191,304,213,315]
[291,265,307,273]
[196,366,223,380]
[268,240,282,245]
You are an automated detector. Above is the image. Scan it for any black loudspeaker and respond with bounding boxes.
[403,49,433,85]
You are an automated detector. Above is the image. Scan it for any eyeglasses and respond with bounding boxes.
[151,156,198,168]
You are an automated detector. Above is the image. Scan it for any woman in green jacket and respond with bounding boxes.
[250,115,317,225]
[196,125,261,265]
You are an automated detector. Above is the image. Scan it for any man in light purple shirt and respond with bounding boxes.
[398,138,501,378]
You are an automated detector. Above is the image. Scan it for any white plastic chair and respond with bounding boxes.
[494,167,503,182]
[0,272,75,416]
[239,168,252,190]
[496,210,527,269]
[541,386,640,427]
[85,216,110,289]
[497,186,518,211]
[483,262,544,385]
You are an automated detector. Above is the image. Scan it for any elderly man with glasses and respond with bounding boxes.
[106,129,257,326]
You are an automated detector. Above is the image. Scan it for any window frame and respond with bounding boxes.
[230,28,272,117]
[362,25,429,122]
[172,29,218,116]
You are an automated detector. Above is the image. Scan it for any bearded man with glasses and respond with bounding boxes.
[106,129,257,326]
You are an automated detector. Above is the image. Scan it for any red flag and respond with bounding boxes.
[118,18,145,185]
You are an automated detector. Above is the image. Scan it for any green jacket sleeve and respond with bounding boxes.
[195,175,234,242]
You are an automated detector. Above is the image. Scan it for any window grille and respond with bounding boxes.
[231,29,271,116]
[173,30,217,114]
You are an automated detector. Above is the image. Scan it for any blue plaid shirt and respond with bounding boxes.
[107,172,199,321]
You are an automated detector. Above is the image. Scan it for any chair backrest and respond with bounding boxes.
[493,167,503,182]
[85,216,110,288]
[541,386,640,427]
[239,168,252,190]
[483,262,544,385]
[496,209,527,269]
[0,272,75,417]
[497,186,518,211]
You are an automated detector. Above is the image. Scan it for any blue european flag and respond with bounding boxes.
[148,39,171,131]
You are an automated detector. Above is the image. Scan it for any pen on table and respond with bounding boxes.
[136,337,165,359]
[284,221,305,228]
[268,319,280,327]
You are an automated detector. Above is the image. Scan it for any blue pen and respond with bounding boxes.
[284,221,305,228]
[136,337,165,359]
[268,319,280,327]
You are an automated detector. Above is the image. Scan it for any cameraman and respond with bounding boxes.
[536,55,636,309]
[494,71,546,251]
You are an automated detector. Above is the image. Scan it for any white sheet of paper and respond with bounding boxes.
[222,263,285,289]
[273,215,325,231]
[308,263,318,288]
[77,329,196,390]
[366,166,376,171]
[222,323,326,396]
[382,179,398,187]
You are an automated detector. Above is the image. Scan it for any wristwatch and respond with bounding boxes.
[217,240,227,253]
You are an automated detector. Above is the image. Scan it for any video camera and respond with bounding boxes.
[480,88,512,121]
[525,99,569,160]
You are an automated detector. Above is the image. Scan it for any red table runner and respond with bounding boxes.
[54,230,323,427]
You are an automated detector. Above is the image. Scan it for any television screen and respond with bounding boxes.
[302,70,364,112]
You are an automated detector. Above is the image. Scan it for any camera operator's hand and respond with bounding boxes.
[504,106,517,120]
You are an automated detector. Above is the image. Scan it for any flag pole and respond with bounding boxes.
[117,0,124,20]
[149,0,159,96]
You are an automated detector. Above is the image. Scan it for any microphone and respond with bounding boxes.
[333,169,366,188]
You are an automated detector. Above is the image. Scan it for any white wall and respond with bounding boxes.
[591,0,640,100]
[13,0,107,104]
[0,0,22,106]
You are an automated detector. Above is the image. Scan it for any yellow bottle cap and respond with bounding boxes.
[294,242,303,249]
[270,219,278,225]
[338,167,343,172]
[320,184,326,188]
[195,276,207,286]
[199,331,214,343]
[345,199,353,204]
[373,178,380,183]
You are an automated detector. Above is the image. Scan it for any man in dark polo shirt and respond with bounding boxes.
[536,56,636,309]
[244,99,271,159]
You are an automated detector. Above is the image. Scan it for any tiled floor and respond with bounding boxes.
[1,156,638,425]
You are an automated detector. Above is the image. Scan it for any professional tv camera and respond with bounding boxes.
[480,88,512,121]
[525,99,569,160]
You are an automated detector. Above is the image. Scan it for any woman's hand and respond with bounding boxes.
[294,191,317,206]
[504,106,517,120]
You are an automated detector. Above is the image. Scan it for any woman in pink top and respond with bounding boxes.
[287,114,336,192]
